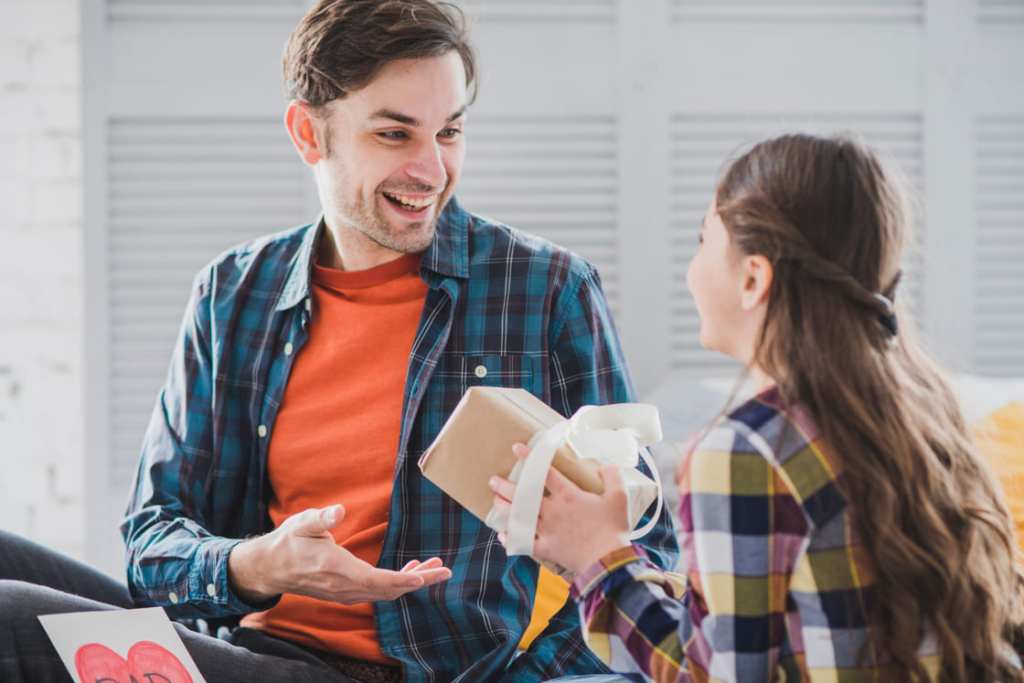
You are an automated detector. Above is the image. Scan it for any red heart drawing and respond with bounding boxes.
[74,640,194,683]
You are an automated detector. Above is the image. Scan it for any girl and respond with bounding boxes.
[490,134,1024,681]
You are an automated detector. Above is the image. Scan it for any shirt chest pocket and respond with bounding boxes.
[434,354,542,396]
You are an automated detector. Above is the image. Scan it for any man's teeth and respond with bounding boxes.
[385,192,436,210]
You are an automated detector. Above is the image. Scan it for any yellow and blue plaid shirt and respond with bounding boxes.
[571,387,948,682]
[120,197,679,681]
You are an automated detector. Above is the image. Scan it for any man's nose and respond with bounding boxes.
[403,140,447,189]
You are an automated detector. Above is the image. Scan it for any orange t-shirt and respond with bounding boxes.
[241,252,427,664]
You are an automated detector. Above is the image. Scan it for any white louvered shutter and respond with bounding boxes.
[975,116,1024,376]
[970,3,1024,375]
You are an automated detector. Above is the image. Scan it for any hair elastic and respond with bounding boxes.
[873,292,898,338]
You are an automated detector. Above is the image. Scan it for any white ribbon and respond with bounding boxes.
[486,403,664,557]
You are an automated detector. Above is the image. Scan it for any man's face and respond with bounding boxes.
[311,51,468,255]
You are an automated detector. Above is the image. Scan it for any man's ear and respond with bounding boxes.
[285,100,324,165]
[740,254,773,311]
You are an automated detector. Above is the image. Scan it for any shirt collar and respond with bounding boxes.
[421,195,470,280]
[275,196,471,312]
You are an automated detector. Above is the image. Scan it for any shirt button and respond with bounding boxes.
[474,365,488,379]
[304,298,312,312]
[257,425,268,438]
[206,583,217,598]
[284,342,294,356]
[169,592,179,604]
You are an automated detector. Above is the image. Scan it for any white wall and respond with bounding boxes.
[0,0,86,560]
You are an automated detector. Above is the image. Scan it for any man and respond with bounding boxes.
[0,1,678,680]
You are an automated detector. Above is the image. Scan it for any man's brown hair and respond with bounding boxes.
[283,0,477,106]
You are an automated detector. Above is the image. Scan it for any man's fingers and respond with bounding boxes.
[362,565,451,601]
[512,443,530,460]
[488,476,516,503]
[412,566,452,587]
[404,557,443,574]
[369,568,424,591]
[292,504,345,537]
[322,504,346,528]
[412,557,443,571]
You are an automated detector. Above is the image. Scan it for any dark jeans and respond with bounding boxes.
[0,529,356,682]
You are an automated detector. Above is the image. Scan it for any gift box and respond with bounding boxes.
[418,387,663,569]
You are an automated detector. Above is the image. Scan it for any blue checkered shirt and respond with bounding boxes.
[121,197,679,681]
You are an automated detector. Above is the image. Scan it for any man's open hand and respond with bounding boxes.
[228,504,451,605]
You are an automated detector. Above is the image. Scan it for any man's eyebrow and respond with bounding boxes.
[446,106,467,123]
[370,109,419,126]
[369,106,467,127]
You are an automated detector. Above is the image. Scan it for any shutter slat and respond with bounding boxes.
[672,0,923,24]
[459,0,615,23]
[108,0,305,22]
[974,115,1024,376]
[977,0,1024,24]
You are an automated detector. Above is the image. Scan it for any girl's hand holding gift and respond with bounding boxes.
[488,443,633,575]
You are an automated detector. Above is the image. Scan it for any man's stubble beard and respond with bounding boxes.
[349,191,442,255]
[333,170,455,255]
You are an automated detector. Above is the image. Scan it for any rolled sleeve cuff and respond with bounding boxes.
[192,537,280,615]
[570,544,647,601]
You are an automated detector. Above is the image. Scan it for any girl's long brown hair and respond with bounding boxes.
[715,134,1024,681]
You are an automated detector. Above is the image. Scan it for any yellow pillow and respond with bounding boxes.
[517,567,570,650]
[973,401,1024,550]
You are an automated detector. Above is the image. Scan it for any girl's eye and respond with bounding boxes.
[438,128,462,139]
[379,130,408,141]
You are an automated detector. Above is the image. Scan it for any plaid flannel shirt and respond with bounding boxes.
[121,197,679,682]
[570,388,945,682]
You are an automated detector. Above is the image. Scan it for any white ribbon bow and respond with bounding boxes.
[488,403,664,557]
